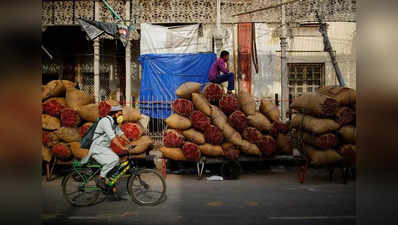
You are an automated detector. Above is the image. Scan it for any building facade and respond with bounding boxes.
[42,0,356,104]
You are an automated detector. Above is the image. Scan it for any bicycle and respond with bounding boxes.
[62,145,166,207]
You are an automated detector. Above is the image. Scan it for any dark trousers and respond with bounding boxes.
[211,72,235,90]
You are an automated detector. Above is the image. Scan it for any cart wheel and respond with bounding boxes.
[221,160,241,180]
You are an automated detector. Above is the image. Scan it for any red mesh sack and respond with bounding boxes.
[229,111,249,131]
[182,142,201,161]
[172,99,194,117]
[269,124,279,138]
[203,83,223,104]
[243,127,263,144]
[163,129,185,147]
[272,121,289,134]
[257,135,276,157]
[190,111,211,132]
[98,101,111,117]
[222,143,240,160]
[111,136,129,155]
[52,143,72,160]
[42,100,64,117]
[121,122,143,140]
[219,95,239,115]
[42,131,59,147]
[204,125,224,145]
[61,108,81,127]
[79,122,93,137]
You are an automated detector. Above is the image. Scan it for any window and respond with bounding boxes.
[288,63,325,98]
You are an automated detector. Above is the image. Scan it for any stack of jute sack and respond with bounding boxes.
[290,86,356,166]
[159,82,292,162]
[41,80,154,163]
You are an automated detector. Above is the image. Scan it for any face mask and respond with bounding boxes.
[116,115,124,124]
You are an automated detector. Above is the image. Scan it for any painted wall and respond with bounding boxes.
[251,22,356,101]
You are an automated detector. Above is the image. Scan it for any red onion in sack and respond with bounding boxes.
[111,136,129,155]
[163,129,185,147]
[272,121,289,134]
[172,99,194,116]
[202,83,223,104]
[219,95,239,115]
[121,122,143,140]
[52,143,72,160]
[190,111,211,132]
[257,135,276,157]
[182,142,201,161]
[42,131,59,147]
[204,125,223,145]
[42,100,64,117]
[98,101,111,117]
[229,111,249,131]
[243,127,263,144]
[79,122,93,137]
[61,108,81,127]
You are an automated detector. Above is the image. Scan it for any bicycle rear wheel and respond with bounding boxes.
[127,169,166,206]
[62,169,101,207]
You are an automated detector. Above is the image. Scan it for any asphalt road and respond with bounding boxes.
[42,167,355,225]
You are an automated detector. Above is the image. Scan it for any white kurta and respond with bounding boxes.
[81,116,124,177]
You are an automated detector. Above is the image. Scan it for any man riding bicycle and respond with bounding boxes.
[80,105,130,189]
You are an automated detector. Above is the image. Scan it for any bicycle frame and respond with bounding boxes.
[71,151,138,191]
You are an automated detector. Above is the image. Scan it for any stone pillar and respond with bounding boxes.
[125,0,132,106]
[93,0,100,103]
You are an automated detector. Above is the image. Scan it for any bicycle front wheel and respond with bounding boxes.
[62,169,101,207]
[127,169,166,206]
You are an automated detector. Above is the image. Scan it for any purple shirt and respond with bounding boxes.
[208,58,229,81]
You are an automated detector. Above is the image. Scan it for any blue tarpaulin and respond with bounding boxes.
[138,53,216,119]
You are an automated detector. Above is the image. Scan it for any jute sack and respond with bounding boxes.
[42,80,66,100]
[165,114,191,130]
[338,125,356,144]
[291,93,338,117]
[198,144,224,157]
[160,146,186,161]
[222,124,244,146]
[42,114,61,130]
[123,106,141,122]
[106,99,120,107]
[247,112,273,132]
[238,140,262,156]
[55,127,81,143]
[238,91,256,115]
[303,144,342,166]
[43,97,67,107]
[77,104,99,122]
[192,93,212,116]
[131,136,153,154]
[277,133,292,155]
[211,105,228,130]
[65,88,95,110]
[69,142,89,159]
[182,129,205,145]
[62,80,76,90]
[42,145,53,162]
[319,86,356,106]
[291,114,340,134]
[260,99,280,122]
[175,82,201,99]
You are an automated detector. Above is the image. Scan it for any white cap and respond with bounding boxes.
[110,105,123,112]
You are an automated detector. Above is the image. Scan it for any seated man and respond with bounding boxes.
[208,50,235,94]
